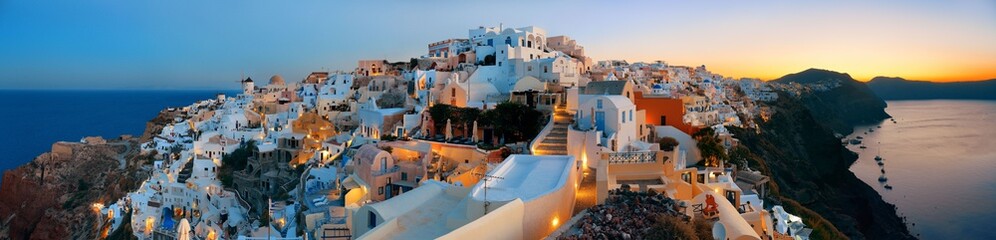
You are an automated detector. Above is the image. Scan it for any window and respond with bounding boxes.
[378,187,384,195]
[505,37,512,45]
[401,172,408,181]
[629,110,633,122]
[368,212,377,229]
[528,65,532,71]
[487,39,493,46]
[596,99,603,109]
[527,41,532,48]
[622,112,626,123]
[380,157,387,171]
[543,66,548,73]
[451,88,456,97]
[521,39,525,46]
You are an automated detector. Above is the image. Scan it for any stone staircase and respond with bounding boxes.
[534,106,571,156]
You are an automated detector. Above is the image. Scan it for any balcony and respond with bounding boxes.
[606,151,657,165]
[372,165,400,177]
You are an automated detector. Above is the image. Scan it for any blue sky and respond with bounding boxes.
[1,1,994,89]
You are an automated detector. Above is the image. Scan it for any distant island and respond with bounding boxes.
[867,77,996,100]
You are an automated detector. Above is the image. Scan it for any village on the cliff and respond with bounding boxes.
[85,25,837,240]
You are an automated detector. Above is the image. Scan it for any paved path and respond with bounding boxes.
[573,168,597,215]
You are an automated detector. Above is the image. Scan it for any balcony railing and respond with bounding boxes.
[606,151,657,164]
[372,165,401,176]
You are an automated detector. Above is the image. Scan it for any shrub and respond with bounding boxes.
[658,137,679,151]
[645,215,698,240]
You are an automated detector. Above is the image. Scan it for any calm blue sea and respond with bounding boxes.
[848,100,996,240]
[0,90,237,182]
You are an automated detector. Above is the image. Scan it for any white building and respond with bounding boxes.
[575,95,638,152]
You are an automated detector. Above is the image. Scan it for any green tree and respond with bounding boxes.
[694,128,727,167]
[428,104,453,136]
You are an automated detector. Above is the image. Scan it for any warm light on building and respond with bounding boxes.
[551,217,560,228]
[145,217,155,234]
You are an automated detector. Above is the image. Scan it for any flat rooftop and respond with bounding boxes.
[471,154,574,202]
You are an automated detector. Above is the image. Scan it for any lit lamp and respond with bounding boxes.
[145,217,155,234]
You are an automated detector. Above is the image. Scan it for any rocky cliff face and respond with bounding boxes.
[140,109,181,142]
[0,109,176,240]
[731,80,913,239]
[774,69,891,135]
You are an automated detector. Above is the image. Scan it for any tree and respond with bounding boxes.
[492,102,544,142]
[428,104,453,136]
[658,137,679,151]
[693,128,726,167]
[408,58,419,70]
[483,54,496,66]
[729,145,752,170]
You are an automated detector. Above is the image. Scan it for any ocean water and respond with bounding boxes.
[0,90,236,181]
[847,100,996,240]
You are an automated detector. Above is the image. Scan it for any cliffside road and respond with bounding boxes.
[109,141,136,170]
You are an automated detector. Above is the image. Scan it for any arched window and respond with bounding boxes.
[451,88,456,97]
[527,41,532,48]
[521,39,525,46]
[505,37,512,45]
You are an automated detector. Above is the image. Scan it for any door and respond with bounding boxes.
[595,111,605,131]
[660,115,667,125]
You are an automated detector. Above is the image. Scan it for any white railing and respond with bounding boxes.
[529,114,556,154]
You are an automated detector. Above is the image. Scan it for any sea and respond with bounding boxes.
[847,100,996,240]
[0,90,237,183]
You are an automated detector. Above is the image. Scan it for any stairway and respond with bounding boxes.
[534,106,571,156]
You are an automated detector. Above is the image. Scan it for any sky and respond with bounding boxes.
[0,0,994,90]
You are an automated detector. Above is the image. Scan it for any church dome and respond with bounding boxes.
[269,75,285,85]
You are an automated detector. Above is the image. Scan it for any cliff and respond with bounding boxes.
[731,71,913,239]
[0,109,176,240]
[867,76,996,100]
[774,69,890,135]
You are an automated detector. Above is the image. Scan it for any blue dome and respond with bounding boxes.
[652,84,663,89]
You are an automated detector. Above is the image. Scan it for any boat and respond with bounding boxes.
[856,136,864,139]
[884,184,893,190]
[877,162,884,166]
[875,155,882,161]
[860,145,867,149]
[869,128,875,132]
[878,175,888,182]
[849,139,862,145]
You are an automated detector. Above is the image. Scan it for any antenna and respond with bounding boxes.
[473,168,504,215]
